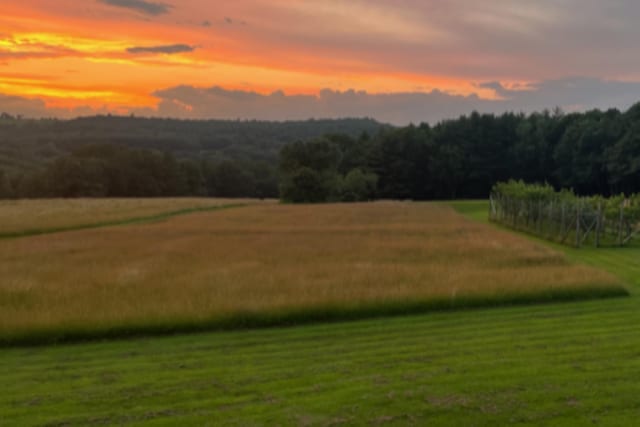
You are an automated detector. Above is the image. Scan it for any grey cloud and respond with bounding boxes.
[148,77,640,125]
[201,20,211,27]
[6,77,640,124]
[126,44,195,54]
[0,93,114,119]
[0,94,49,118]
[98,0,172,16]
[479,77,640,112]
[477,82,511,98]
[247,1,640,81]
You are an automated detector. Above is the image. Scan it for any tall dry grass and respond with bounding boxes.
[0,201,625,343]
[0,198,268,235]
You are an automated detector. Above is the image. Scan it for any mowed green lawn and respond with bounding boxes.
[2,201,640,426]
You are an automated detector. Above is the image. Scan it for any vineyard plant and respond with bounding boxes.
[490,180,640,247]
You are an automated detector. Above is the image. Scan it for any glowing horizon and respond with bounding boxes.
[2,1,640,123]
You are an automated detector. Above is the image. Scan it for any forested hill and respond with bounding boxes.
[0,115,385,175]
[3,103,640,200]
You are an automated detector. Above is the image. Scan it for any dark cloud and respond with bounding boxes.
[0,93,113,118]
[224,17,233,24]
[126,44,195,54]
[147,78,640,125]
[477,82,512,98]
[0,94,49,117]
[6,78,640,124]
[98,0,172,16]
[478,77,640,112]
[201,20,211,27]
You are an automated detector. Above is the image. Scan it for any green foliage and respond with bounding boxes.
[207,160,255,197]
[280,167,330,203]
[0,169,12,199]
[7,101,640,201]
[0,116,382,199]
[370,124,432,199]
[339,168,378,201]
[491,180,640,246]
[279,136,380,203]
[279,139,341,174]
[491,180,558,202]
[0,116,382,176]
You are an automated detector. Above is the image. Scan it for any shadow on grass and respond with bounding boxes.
[2,285,628,347]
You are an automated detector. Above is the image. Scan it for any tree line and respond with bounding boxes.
[0,115,382,177]
[0,144,278,199]
[280,103,640,202]
[2,103,640,200]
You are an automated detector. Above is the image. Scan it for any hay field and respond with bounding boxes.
[0,197,266,237]
[0,201,625,344]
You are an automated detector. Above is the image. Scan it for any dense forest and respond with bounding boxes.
[1,102,640,200]
[0,115,382,198]
[280,104,640,202]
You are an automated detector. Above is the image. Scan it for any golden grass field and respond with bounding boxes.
[0,201,625,343]
[0,197,268,235]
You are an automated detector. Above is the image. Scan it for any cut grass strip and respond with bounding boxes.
[0,203,247,239]
[4,297,640,426]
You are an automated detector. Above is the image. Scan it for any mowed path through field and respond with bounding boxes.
[1,201,640,425]
[0,198,262,238]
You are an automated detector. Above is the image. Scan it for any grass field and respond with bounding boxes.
[1,241,640,424]
[450,200,640,293]
[0,198,265,238]
[1,200,639,426]
[0,201,624,345]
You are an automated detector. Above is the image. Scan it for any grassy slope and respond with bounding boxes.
[2,201,640,425]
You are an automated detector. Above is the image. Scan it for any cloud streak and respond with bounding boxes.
[126,44,195,54]
[97,0,172,16]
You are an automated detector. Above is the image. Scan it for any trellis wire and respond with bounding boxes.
[489,192,640,248]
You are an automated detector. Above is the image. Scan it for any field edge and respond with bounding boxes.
[1,284,628,347]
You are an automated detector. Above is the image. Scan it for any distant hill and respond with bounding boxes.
[0,115,386,175]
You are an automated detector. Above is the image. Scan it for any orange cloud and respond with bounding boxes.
[0,0,515,115]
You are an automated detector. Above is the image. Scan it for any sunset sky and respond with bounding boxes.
[3,0,640,124]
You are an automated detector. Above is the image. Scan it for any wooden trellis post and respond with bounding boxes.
[575,202,581,248]
[595,202,602,248]
[618,203,624,246]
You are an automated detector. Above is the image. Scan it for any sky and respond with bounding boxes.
[2,0,640,124]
